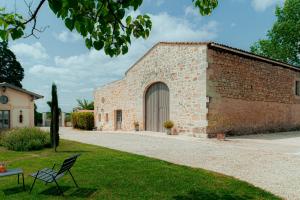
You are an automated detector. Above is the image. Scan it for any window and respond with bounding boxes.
[296,81,300,96]
[0,110,10,129]
[105,113,109,122]
[116,110,122,130]
[19,110,23,123]
[98,114,101,122]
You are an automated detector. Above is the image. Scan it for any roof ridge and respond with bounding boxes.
[0,82,43,99]
[209,42,299,71]
[125,41,210,75]
[157,41,299,69]
[97,41,299,91]
[158,41,212,45]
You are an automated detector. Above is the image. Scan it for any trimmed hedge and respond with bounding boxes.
[0,127,51,151]
[71,112,94,130]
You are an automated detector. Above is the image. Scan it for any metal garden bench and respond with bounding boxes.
[29,154,80,195]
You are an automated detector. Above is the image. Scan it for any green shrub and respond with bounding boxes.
[71,112,94,130]
[0,131,5,143]
[164,120,174,129]
[0,128,51,151]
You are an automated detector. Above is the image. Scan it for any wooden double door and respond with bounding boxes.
[145,82,170,132]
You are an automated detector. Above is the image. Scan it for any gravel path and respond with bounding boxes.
[57,127,300,200]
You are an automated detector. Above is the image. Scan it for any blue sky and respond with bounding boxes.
[1,0,284,112]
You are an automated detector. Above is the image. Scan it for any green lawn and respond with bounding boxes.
[0,140,281,200]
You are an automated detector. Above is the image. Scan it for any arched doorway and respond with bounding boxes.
[145,82,170,132]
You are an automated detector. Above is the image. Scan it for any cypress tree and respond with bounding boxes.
[50,83,59,151]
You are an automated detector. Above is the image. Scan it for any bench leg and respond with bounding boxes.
[22,173,25,190]
[17,174,19,184]
[54,179,63,195]
[68,170,78,188]
[30,176,37,193]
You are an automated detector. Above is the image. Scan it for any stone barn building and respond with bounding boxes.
[94,42,300,137]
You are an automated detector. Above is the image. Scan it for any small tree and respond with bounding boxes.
[0,42,24,87]
[76,99,94,110]
[50,83,59,152]
[34,104,42,126]
[251,0,300,66]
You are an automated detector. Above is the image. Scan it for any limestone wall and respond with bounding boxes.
[94,43,208,135]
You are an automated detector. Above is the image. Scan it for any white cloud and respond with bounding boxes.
[51,11,218,88]
[155,0,165,6]
[184,5,200,17]
[251,0,284,12]
[10,42,49,60]
[29,65,70,76]
[78,88,94,93]
[49,11,218,82]
[148,12,217,42]
[26,11,219,112]
[145,0,164,6]
[54,30,81,43]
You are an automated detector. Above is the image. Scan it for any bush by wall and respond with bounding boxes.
[0,128,51,151]
[71,112,94,130]
[164,120,174,129]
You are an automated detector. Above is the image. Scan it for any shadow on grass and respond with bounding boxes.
[55,150,91,153]
[69,187,97,198]
[173,189,249,200]
[2,186,27,195]
[39,186,71,196]
[39,186,97,198]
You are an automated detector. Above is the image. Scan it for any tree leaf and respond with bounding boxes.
[126,16,132,25]
[122,45,128,54]
[93,40,104,50]
[85,38,93,49]
[65,18,74,31]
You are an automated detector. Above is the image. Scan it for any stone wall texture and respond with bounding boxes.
[94,43,208,135]
[207,48,300,136]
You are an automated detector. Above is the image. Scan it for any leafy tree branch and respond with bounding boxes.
[251,0,300,66]
[0,0,218,57]
[0,42,24,87]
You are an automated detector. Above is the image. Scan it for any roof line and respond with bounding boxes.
[208,42,300,72]
[100,41,300,92]
[125,43,160,75]
[124,42,211,75]
[94,79,123,91]
[124,41,299,76]
[0,82,43,99]
[96,42,163,90]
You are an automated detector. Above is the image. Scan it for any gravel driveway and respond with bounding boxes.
[57,127,300,200]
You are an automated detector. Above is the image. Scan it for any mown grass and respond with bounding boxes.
[0,140,281,200]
